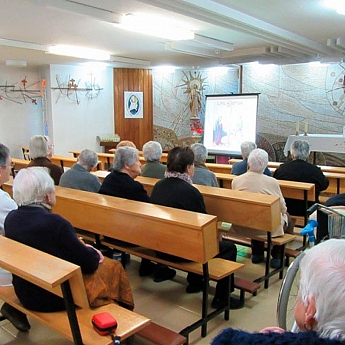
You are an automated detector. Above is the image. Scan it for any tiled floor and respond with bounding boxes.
[0,244,295,344]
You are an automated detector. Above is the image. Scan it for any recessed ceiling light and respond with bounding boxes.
[114,14,194,41]
[6,60,27,67]
[47,45,111,60]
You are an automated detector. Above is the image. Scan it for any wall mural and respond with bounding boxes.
[243,63,345,165]
[153,68,239,149]
[153,63,345,166]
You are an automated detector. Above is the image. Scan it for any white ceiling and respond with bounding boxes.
[0,0,344,68]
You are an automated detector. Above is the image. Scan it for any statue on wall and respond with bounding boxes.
[189,84,201,119]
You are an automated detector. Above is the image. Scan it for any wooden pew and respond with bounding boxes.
[11,158,30,176]
[0,236,150,345]
[2,180,243,340]
[91,172,291,288]
[132,176,287,289]
[205,163,232,174]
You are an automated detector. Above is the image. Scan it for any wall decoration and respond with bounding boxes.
[124,91,143,118]
[153,68,239,148]
[326,63,345,116]
[51,74,103,104]
[0,76,43,104]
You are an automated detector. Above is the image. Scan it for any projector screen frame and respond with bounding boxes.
[203,93,259,156]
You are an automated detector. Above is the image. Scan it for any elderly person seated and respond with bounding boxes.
[59,149,101,192]
[191,143,218,187]
[232,141,271,176]
[273,140,329,216]
[150,146,242,309]
[99,146,173,281]
[232,148,294,268]
[0,144,30,332]
[212,239,345,344]
[99,146,149,202]
[27,135,63,185]
[4,167,134,312]
[140,141,166,179]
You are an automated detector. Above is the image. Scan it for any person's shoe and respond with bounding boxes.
[270,258,281,269]
[139,261,156,276]
[186,284,203,293]
[0,303,31,332]
[251,254,264,264]
[211,297,244,310]
[153,267,176,283]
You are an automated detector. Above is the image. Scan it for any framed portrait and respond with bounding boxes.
[124,91,143,118]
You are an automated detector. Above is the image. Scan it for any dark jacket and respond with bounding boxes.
[99,170,150,202]
[273,159,329,216]
[4,206,99,312]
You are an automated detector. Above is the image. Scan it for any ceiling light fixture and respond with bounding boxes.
[165,42,222,58]
[47,45,111,60]
[324,0,345,14]
[115,14,194,41]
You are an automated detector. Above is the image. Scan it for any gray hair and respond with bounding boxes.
[13,167,55,206]
[0,143,10,167]
[240,141,257,159]
[78,149,98,171]
[112,146,139,171]
[290,140,310,160]
[299,239,345,340]
[29,135,51,159]
[191,143,207,164]
[247,148,268,174]
[142,141,162,162]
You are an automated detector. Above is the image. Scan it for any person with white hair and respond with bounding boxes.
[140,141,166,179]
[99,147,169,280]
[190,143,218,187]
[4,167,134,312]
[273,140,329,216]
[59,149,101,192]
[0,143,31,332]
[99,146,149,202]
[27,135,63,185]
[232,141,271,176]
[232,148,294,268]
[211,239,345,344]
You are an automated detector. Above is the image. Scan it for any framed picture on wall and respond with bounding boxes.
[124,91,143,118]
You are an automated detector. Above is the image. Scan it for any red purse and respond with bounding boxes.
[92,312,118,336]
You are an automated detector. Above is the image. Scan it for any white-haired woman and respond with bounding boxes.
[4,167,134,312]
[140,141,166,179]
[212,239,345,344]
[27,135,63,185]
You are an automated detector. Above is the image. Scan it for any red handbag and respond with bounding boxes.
[92,312,118,336]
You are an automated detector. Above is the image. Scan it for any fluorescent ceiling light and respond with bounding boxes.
[324,0,345,14]
[115,14,194,41]
[48,45,111,60]
[165,42,222,58]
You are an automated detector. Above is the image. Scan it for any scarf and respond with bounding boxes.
[165,171,193,185]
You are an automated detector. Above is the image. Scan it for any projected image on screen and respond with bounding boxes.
[203,93,259,155]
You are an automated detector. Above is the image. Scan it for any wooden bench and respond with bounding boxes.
[2,180,243,341]
[132,176,288,289]
[11,158,29,176]
[0,236,150,345]
[91,172,289,289]
[214,173,315,225]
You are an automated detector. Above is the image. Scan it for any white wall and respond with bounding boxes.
[48,64,114,156]
[0,64,114,159]
[0,66,43,159]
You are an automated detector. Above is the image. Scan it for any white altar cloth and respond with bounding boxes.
[284,134,345,156]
